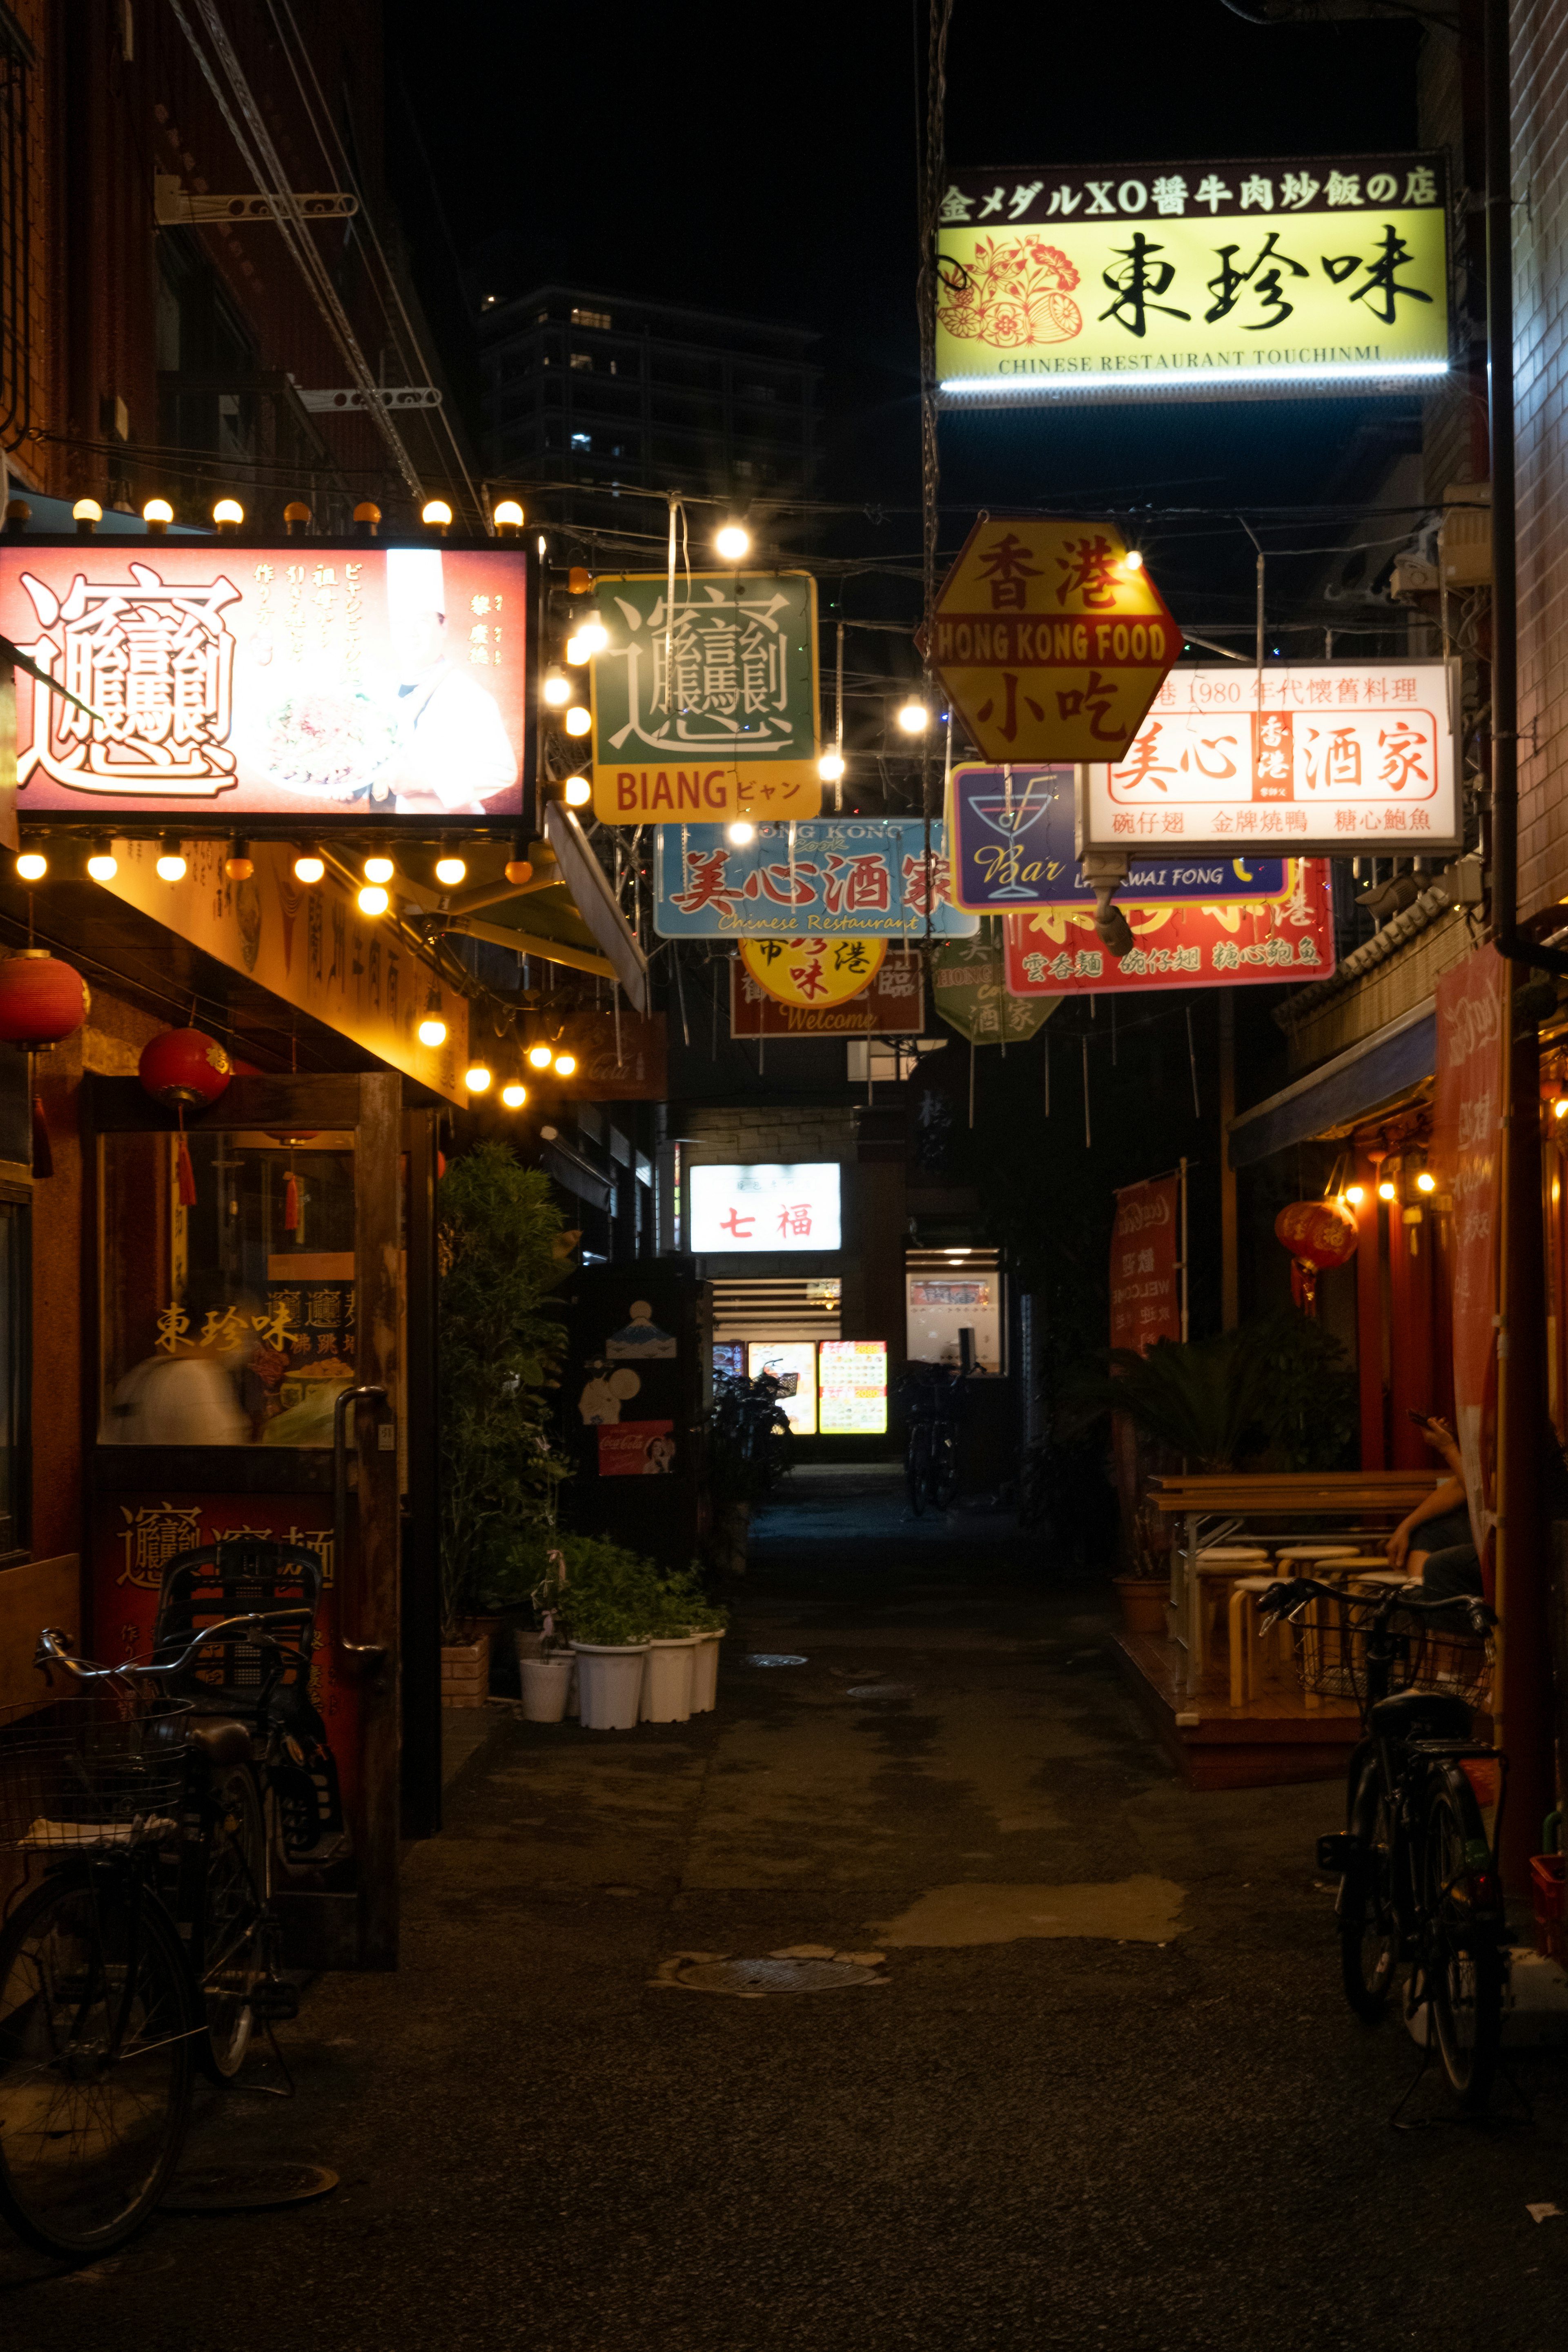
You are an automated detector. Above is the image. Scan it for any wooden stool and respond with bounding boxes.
[1190,1548,1270,1682]
[1227,1575,1290,1708]
[1270,1544,1362,1568]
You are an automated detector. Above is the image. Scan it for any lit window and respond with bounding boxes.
[570,352,592,372]
[571,306,612,330]
[571,432,591,450]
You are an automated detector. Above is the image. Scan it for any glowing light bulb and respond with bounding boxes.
[564,775,592,806]
[542,670,571,707]
[527,1043,554,1069]
[418,1013,448,1048]
[726,820,755,845]
[501,1082,527,1107]
[1415,1169,1437,1194]
[465,1062,492,1093]
[1123,547,1145,570]
[564,707,591,737]
[434,856,466,887]
[552,1052,577,1077]
[715,523,750,562]
[1345,1184,1365,1207]
[421,499,453,529]
[565,633,590,666]
[363,855,394,885]
[225,844,254,881]
[493,499,525,530]
[1557,1098,1568,1121]
[897,699,930,734]
[156,848,187,882]
[142,497,174,530]
[819,752,845,783]
[357,884,390,916]
[293,852,325,885]
[1378,1179,1397,1202]
[212,498,244,530]
[576,617,608,655]
[15,851,47,882]
[87,840,118,881]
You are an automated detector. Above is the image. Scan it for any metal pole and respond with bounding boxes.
[1218,995,1238,1330]
[1179,1154,1190,1343]
[835,619,845,814]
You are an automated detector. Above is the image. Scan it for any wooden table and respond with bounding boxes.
[1146,1472,1441,1691]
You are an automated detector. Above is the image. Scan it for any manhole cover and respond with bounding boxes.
[846,1682,913,1700]
[161,2164,339,2213]
[745,1653,808,1667]
[679,1957,878,1995]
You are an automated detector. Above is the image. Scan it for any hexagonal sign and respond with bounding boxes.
[931,515,1180,764]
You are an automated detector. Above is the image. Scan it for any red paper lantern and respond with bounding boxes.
[1275,1197,1358,1316]
[0,950,89,1049]
[139,1027,233,1112]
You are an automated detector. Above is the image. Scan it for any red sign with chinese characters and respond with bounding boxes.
[1,542,528,820]
[1109,1176,1181,1354]
[1432,948,1508,1576]
[1004,860,1335,994]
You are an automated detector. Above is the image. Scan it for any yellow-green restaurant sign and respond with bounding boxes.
[936,154,1448,403]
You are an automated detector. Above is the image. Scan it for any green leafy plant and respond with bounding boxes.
[526,1537,730,1646]
[1064,1312,1358,1481]
[1244,1309,1358,1472]
[438,1143,575,1639]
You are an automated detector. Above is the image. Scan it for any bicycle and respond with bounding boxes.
[1260,1575,1506,2112]
[0,1610,301,2259]
[899,1364,966,1517]
[711,1364,795,1497]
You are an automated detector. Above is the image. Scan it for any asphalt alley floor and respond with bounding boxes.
[6,1541,1568,2352]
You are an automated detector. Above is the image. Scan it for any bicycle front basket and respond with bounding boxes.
[0,1693,193,1852]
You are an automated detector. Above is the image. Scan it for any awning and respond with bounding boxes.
[1228,1001,1436,1169]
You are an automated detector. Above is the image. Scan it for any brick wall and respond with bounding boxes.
[1512,0,1568,913]
[682,1104,856,1166]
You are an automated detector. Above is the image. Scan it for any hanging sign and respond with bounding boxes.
[932,934,1057,1042]
[731,950,925,1036]
[935,155,1448,403]
[1109,1175,1182,1354]
[589,571,820,822]
[738,935,884,1009]
[948,762,1287,910]
[653,820,977,938]
[1004,860,1335,995]
[1432,948,1507,1579]
[1077,661,1459,854]
[931,516,1180,763]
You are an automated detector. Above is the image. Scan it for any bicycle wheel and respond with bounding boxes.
[0,1868,195,2259]
[906,1426,929,1516]
[1419,1770,1504,2109]
[199,1764,267,2080]
[1339,1749,1399,2022]
[931,1427,959,1511]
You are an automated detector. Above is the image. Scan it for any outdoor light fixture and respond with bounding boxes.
[14,849,46,882]
[501,1081,527,1108]
[1557,1099,1568,1122]
[726,820,755,845]
[1415,1170,1437,1194]
[465,1061,492,1093]
[142,497,173,534]
[819,752,846,783]
[418,992,448,1048]
[86,837,118,882]
[421,499,453,532]
[156,837,187,882]
[357,884,390,916]
[283,501,312,536]
[363,854,394,885]
[212,498,244,534]
[493,499,525,533]
[564,707,591,737]
[1378,1178,1398,1202]
[434,855,466,887]
[553,1052,577,1078]
[527,1042,554,1070]
[72,498,102,536]
[1345,1183,1365,1206]
[575,611,608,656]
[503,850,533,885]
[715,522,750,562]
[542,669,571,707]
[565,632,590,665]
[293,850,325,885]
[563,775,592,806]
[1123,547,1145,570]
[225,840,254,882]
[896,699,930,734]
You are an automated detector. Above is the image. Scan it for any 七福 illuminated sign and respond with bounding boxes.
[688,1163,842,1254]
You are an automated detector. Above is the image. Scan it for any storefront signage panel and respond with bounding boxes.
[1432,947,1508,1574]
[730,951,925,1036]
[937,155,1447,401]
[820,1340,887,1435]
[590,571,820,822]
[738,935,884,1009]
[653,821,977,939]
[688,1163,842,1254]
[1078,662,1458,855]
[1004,860,1334,995]
[949,763,1287,910]
[931,935,1056,1042]
[1,542,528,819]
[1109,1175,1181,1353]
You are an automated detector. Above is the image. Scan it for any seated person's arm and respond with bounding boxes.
[1387,1474,1466,1567]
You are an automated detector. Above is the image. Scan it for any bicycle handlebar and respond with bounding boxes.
[1258,1576,1497,1642]
[34,1610,302,1689]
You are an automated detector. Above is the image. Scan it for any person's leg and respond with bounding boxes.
[1421,1543,1483,1600]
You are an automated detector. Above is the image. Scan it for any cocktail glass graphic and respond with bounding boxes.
[966,773,1061,900]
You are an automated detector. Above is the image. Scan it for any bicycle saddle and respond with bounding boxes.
[1369,1688,1473,1740]
[183,1717,253,1769]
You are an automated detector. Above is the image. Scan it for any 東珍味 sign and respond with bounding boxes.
[936,155,1448,403]
[1078,662,1459,855]
[653,820,977,938]
[590,572,820,823]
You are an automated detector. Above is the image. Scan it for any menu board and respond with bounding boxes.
[820,1340,887,1436]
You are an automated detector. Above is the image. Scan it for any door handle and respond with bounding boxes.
[334,1383,392,1675]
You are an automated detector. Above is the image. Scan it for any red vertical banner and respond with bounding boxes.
[1433,948,1508,1579]
[1109,1175,1182,1355]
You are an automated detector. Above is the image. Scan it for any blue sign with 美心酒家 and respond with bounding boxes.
[652,820,978,938]
[949,764,1287,911]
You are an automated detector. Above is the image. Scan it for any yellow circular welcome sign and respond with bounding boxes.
[739,936,886,1009]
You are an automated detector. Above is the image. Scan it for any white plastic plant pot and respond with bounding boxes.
[518,1653,573,1723]
[689,1632,723,1714]
[570,1642,648,1730]
[640,1635,699,1724]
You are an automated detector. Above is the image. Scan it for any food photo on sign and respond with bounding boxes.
[0,542,528,819]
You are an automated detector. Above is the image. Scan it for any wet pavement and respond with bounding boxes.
[5,1528,1568,2350]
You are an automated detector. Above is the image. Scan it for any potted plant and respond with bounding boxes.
[437,1144,574,1699]
[654,1564,729,1715]
[562,1586,652,1729]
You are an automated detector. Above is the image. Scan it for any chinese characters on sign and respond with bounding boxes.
[931,935,1057,1043]
[1109,1176,1181,1354]
[686,1163,843,1254]
[1432,949,1508,1578]
[653,821,977,939]
[1078,663,1458,854]
[730,949,925,1036]
[1004,860,1335,997]
[935,155,1448,399]
[2,545,527,817]
[738,935,885,1010]
[590,572,821,822]
[931,517,1180,762]
[947,762,1287,910]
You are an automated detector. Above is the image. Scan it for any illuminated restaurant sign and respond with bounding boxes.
[936,154,1448,402]
[0,542,528,819]
[688,1163,842,1253]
